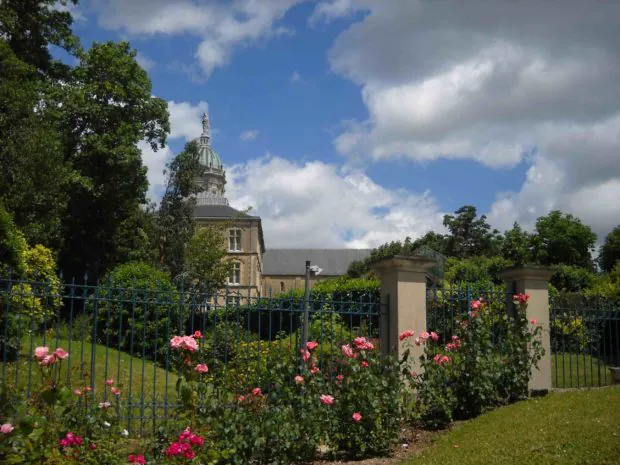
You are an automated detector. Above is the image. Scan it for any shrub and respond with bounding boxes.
[92,262,182,364]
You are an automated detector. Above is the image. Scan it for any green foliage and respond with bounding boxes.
[411,295,544,429]
[92,262,181,363]
[156,141,204,279]
[500,222,532,265]
[599,225,620,273]
[531,210,597,268]
[444,256,512,285]
[184,225,233,291]
[550,264,597,292]
[443,205,501,259]
[0,203,27,273]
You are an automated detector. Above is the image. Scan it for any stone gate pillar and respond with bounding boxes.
[371,256,435,361]
[498,266,554,394]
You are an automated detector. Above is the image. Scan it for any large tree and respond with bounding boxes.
[58,41,169,278]
[157,142,204,280]
[183,226,233,291]
[599,225,620,273]
[442,206,501,258]
[531,211,597,269]
[500,222,532,266]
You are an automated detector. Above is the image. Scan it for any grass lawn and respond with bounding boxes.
[409,387,620,465]
[551,353,613,388]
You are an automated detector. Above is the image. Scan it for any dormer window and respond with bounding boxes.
[229,228,242,252]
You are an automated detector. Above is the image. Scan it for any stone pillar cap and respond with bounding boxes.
[370,255,436,274]
[498,265,555,281]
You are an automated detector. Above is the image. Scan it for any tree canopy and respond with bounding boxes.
[599,225,620,273]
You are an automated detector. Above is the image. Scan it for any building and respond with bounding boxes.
[191,111,370,296]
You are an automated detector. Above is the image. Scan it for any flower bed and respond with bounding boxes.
[0,295,543,464]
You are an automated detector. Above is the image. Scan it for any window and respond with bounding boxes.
[228,262,241,285]
[280,281,285,292]
[229,228,242,251]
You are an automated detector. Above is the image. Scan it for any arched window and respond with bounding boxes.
[229,228,242,251]
[228,261,241,285]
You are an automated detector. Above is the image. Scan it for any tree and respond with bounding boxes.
[442,206,501,258]
[0,0,79,78]
[500,222,532,265]
[58,41,169,279]
[0,41,73,249]
[184,226,233,291]
[157,141,204,279]
[531,211,597,269]
[599,225,620,273]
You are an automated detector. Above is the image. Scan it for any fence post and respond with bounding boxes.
[371,255,435,361]
[498,266,554,394]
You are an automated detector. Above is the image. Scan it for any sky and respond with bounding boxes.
[64,0,620,249]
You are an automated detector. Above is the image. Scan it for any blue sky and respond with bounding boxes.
[65,1,620,249]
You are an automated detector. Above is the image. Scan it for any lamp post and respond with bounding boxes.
[301,261,322,351]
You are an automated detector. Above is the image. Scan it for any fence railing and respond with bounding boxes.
[0,274,384,434]
[550,294,620,388]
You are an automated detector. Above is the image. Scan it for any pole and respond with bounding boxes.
[301,260,311,350]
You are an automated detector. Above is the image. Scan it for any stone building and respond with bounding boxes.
[191,111,370,296]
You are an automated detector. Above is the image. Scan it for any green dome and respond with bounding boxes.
[194,137,223,170]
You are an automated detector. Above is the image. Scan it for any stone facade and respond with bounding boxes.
[191,111,368,297]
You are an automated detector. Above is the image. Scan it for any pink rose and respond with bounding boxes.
[431,331,439,342]
[414,337,421,346]
[111,387,121,396]
[90,443,97,450]
[441,355,450,364]
[99,401,111,409]
[105,379,114,386]
[170,336,183,349]
[353,337,374,351]
[182,336,198,352]
[341,344,355,358]
[320,394,334,405]
[0,423,14,434]
[352,412,362,423]
[399,329,415,341]
[361,360,369,368]
[419,331,430,341]
[310,365,320,375]
[300,349,311,363]
[195,364,209,373]
[530,319,537,325]
[252,387,262,397]
[53,348,69,360]
[294,375,304,384]
[40,354,56,366]
[470,299,481,310]
[193,330,202,339]
[336,374,344,381]
[306,341,319,351]
[238,395,245,402]
[73,389,82,396]
[34,346,49,360]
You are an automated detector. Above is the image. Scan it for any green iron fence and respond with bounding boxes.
[0,273,383,435]
[550,294,620,388]
[426,283,513,341]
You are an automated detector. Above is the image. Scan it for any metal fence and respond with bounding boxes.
[550,294,620,388]
[426,283,513,340]
[0,274,383,434]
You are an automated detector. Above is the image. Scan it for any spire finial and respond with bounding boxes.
[201,112,209,135]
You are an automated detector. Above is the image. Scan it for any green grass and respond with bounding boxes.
[551,353,613,388]
[2,337,178,420]
[410,387,620,465]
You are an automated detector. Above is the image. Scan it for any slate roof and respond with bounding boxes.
[262,249,372,276]
[193,204,260,219]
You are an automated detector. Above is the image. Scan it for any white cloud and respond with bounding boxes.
[135,52,155,71]
[140,142,172,202]
[92,0,302,76]
[53,1,86,22]
[290,70,303,83]
[167,100,210,140]
[321,0,620,239]
[240,130,259,142]
[142,100,210,201]
[226,155,444,248]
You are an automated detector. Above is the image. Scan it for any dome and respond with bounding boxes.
[194,138,223,170]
